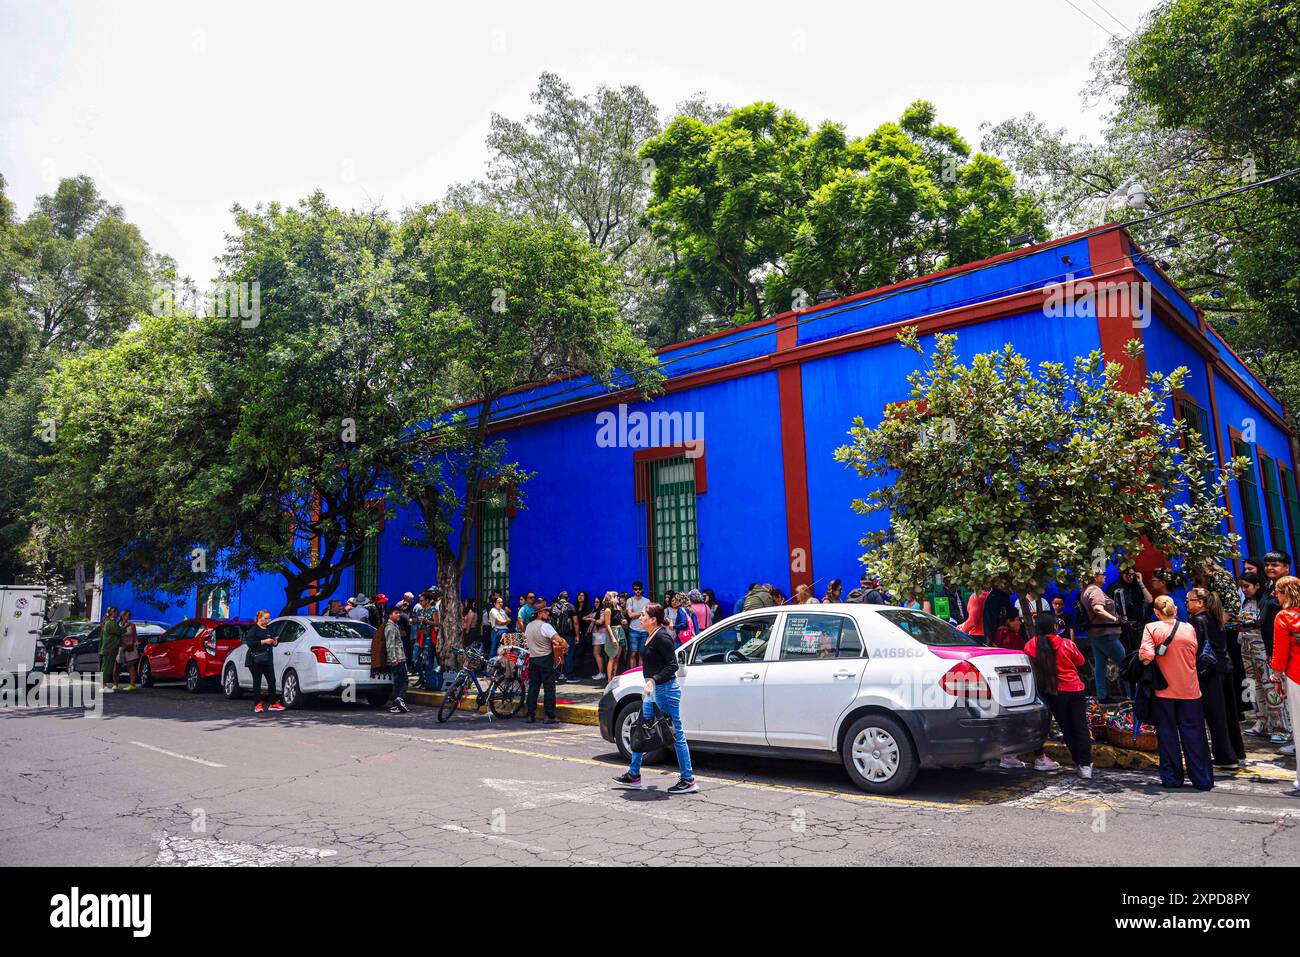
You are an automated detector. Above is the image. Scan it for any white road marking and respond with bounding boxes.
[481,777,694,823]
[129,741,225,767]
[438,823,603,866]
[155,832,337,866]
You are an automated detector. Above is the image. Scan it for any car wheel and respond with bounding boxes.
[185,661,205,693]
[841,713,918,795]
[281,670,306,710]
[138,658,154,688]
[222,664,243,700]
[364,691,389,708]
[614,698,665,765]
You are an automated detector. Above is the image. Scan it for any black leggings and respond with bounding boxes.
[1043,689,1092,767]
[1201,669,1245,764]
[251,659,278,703]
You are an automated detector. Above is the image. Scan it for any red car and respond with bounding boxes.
[139,618,253,693]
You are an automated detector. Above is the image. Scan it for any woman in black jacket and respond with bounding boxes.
[1188,588,1245,768]
[612,603,697,794]
[243,609,284,713]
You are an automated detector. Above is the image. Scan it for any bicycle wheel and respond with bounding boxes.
[489,675,525,718]
[437,677,465,723]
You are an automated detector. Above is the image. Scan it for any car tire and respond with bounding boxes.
[185,661,202,693]
[222,664,243,700]
[364,691,389,708]
[138,658,154,688]
[282,670,306,710]
[841,713,919,795]
[614,698,665,765]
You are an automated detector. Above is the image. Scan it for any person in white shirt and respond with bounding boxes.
[523,601,560,724]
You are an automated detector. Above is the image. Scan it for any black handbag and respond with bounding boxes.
[629,704,677,753]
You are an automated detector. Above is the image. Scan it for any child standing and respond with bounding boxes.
[1026,611,1093,779]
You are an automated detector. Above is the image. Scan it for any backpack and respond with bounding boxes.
[551,602,574,638]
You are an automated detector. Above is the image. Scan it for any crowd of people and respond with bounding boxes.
[93,554,1300,795]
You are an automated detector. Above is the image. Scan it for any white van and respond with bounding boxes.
[0,586,48,681]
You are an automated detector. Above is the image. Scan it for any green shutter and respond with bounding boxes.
[478,492,509,603]
[1283,468,1300,563]
[650,456,699,595]
[358,532,379,598]
[1262,456,1288,551]
[1176,398,1215,497]
[1235,440,1267,558]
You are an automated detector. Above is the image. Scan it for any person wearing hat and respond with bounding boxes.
[367,593,389,631]
[523,600,561,724]
[346,596,369,622]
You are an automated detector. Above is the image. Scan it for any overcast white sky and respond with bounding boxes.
[1,0,1158,285]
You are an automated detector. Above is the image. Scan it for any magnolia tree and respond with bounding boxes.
[835,327,1244,629]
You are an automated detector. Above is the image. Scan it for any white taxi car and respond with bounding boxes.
[220,616,392,709]
[598,603,1050,793]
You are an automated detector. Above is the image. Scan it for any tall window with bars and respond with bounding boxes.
[478,491,509,604]
[647,456,700,596]
[1174,395,1215,498]
[1260,453,1288,552]
[1233,438,1267,559]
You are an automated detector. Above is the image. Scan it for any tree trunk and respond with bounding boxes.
[435,549,463,669]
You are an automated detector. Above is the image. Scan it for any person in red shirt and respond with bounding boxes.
[993,607,1026,651]
[1269,575,1300,794]
[1025,612,1093,779]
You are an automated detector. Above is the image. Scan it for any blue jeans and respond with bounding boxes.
[627,628,646,654]
[628,679,693,781]
[490,627,507,660]
[422,644,442,691]
[1089,632,1131,699]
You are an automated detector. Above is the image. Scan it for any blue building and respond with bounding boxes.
[102,224,1299,620]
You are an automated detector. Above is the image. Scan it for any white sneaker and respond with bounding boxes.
[1034,755,1062,771]
[591,674,603,681]
[1282,744,1296,756]
[999,755,1026,769]
[1079,765,1093,780]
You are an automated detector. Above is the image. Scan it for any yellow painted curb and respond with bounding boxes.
[405,688,600,726]
[1043,740,1159,770]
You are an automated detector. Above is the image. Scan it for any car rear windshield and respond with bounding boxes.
[312,621,376,641]
[877,609,981,647]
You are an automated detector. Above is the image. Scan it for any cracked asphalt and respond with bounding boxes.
[3,675,1299,866]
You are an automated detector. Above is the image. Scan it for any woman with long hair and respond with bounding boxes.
[1269,576,1300,794]
[824,579,843,604]
[794,583,819,605]
[601,590,625,682]
[1188,586,1246,768]
[1141,594,1213,790]
[117,609,140,691]
[1026,611,1092,779]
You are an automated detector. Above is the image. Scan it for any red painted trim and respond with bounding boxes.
[778,363,813,595]
[1087,233,1147,394]
[632,444,708,502]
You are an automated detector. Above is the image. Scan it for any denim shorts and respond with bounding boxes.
[627,628,646,652]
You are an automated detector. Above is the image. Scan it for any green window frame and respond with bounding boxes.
[1175,395,1215,497]
[1260,454,1288,552]
[357,532,379,599]
[1234,438,1267,559]
[650,456,700,596]
[1282,467,1300,564]
[478,491,509,603]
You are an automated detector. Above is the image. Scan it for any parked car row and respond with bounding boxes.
[48,614,392,710]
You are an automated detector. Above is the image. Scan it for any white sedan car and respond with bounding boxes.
[220,616,392,709]
[598,604,1050,794]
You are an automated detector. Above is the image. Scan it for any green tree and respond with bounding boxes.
[836,329,1243,625]
[984,0,1300,421]
[387,205,662,664]
[37,194,407,615]
[642,101,1046,323]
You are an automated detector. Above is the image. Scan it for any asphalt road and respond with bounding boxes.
[2,675,1299,867]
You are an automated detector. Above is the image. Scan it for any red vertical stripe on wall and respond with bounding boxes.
[1087,231,1147,394]
[777,313,813,596]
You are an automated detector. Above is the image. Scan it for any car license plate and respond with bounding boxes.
[358,653,371,665]
[1007,675,1024,695]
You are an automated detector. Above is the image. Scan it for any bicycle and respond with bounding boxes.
[436,646,525,722]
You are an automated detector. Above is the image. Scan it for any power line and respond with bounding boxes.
[1063,0,1123,41]
[1089,0,1133,34]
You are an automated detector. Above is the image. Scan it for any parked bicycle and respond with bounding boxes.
[436,645,525,722]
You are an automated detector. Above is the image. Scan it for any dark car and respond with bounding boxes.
[139,618,253,692]
[56,622,169,675]
[38,620,95,672]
